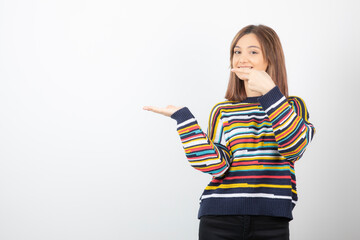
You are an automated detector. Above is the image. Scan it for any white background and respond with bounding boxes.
[0,0,359,239]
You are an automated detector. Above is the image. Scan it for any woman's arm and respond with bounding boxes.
[258,86,316,161]
[171,106,232,177]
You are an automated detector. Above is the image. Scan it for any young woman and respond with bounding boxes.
[143,24,315,240]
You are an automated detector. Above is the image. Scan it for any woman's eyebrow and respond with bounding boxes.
[234,45,261,49]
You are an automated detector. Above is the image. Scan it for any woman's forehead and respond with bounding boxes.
[235,33,261,49]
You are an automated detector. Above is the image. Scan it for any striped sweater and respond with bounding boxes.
[170,86,315,220]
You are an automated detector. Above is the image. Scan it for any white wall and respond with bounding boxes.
[0,0,359,239]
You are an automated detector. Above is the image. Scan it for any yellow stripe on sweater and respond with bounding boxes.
[205,183,292,190]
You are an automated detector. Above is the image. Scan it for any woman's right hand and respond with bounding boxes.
[143,105,183,117]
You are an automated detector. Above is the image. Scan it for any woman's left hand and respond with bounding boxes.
[231,68,276,95]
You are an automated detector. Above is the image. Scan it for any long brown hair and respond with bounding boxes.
[225,25,288,102]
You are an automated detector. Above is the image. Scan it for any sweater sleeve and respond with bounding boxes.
[170,106,233,177]
[258,86,316,161]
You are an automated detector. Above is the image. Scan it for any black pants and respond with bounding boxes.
[199,215,290,240]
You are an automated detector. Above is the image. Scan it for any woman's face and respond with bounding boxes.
[232,33,268,73]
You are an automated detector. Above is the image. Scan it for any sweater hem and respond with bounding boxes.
[198,197,295,220]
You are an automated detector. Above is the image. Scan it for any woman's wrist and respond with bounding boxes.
[261,83,276,95]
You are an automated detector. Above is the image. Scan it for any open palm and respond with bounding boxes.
[143,105,183,117]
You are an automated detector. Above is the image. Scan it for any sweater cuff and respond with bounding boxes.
[258,86,285,112]
[170,107,195,124]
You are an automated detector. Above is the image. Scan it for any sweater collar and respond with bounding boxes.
[242,96,260,103]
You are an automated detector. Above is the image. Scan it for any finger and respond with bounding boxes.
[143,106,164,114]
[231,68,252,74]
[239,77,249,81]
[143,106,152,111]
[234,73,249,81]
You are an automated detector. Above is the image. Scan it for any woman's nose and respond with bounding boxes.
[238,54,248,63]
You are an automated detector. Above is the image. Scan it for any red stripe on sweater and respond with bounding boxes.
[269,103,288,120]
[278,124,306,148]
[181,133,205,142]
[273,110,292,128]
[211,175,291,183]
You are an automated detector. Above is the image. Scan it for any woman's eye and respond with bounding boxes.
[234,51,241,54]
[250,51,258,54]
